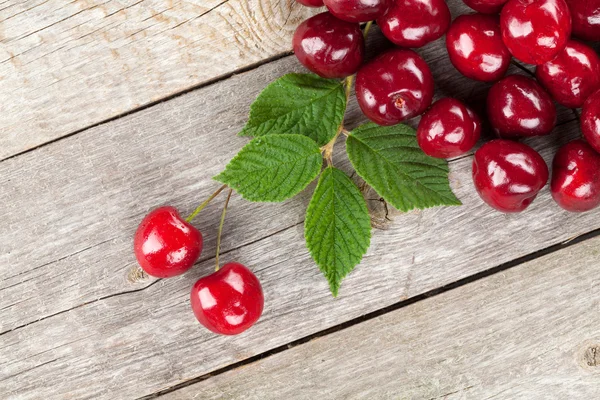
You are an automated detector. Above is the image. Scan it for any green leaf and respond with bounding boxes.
[346,123,461,212]
[214,134,323,202]
[304,167,371,296]
[239,73,346,146]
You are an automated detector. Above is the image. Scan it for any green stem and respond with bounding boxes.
[363,20,373,39]
[186,184,227,222]
[215,189,233,271]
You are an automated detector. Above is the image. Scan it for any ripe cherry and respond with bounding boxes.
[473,140,549,212]
[566,0,600,40]
[551,140,600,212]
[500,0,572,65]
[535,40,600,108]
[191,262,264,335]
[355,48,434,126]
[446,13,511,82]
[296,0,325,6]
[417,98,482,158]
[133,206,203,278]
[323,0,390,23]
[463,0,509,13]
[377,0,450,48]
[581,89,600,154]
[487,75,556,138]
[293,12,364,79]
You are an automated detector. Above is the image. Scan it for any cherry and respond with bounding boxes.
[355,48,434,126]
[133,206,203,278]
[535,40,600,108]
[463,0,509,13]
[446,13,511,82]
[296,0,325,6]
[551,140,600,212]
[500,0,572,65]
[473,140,549,212]
[417,98,482,158]
[377,0,450,48]
[487,75,556,138]
[190,262,264,335]
[323,0,390,23]
[293,12,364,79]
[565,0,600,40]
[581,89,600,154]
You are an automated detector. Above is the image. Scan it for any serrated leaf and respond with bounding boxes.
[346,123,461,212]
[304,167,371,296]
[239,73,346,146]
[214,134,323,202]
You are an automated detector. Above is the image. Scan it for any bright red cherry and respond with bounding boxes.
[133,206,203,278]
[535,40,600,108]
[323,0,391,22]
[417,98,482,158]
[487,75,556,138]
[500,0,572,65]
[355,48,434,126]
[581,89,600,154]
[296,0,325,6]
[463,0,509,13]
[446,13,511,82]
[292,12,364,79]
[377,0,451,48]
[565,0,600,40]
[190,262,264,335]
[551,140,600,212]
[473,140,549,212]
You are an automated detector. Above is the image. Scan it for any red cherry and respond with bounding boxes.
[487,75,556,138]
[581,89,600,154]
[565,0,600,40]
[446,13,511,82]
[323,0,391,22]
[296,0,325,6]
[133,206,202,278]
[377,0,450,48]
[535,40,600,108]
[463,0,509,13]
[292,12,364,79]
[473,140,549,212]
[355,48,434,126]
[417,98,482,158]
[190,262,264,335]
[551,140,600,212]
[500,0,572,65]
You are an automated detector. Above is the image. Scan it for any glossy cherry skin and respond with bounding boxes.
[133,206,203,278]
[323,0,390,22]
[581,89,600,154]
[293,12,364,79]
[446,14,511,82]
[190,262,264,335]
[551,140,600,212]
[500,0,572,65]
[296,0,325,6]
[377,0,450,48]
[417,98,482,158]
[355,48,434,126]
[566,0,600,40]
[473,140,549,212]
[463,0,509,13]
[535,40,600,108]
[487,75,556,138]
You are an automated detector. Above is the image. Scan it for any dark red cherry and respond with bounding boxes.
[581,89,600,154]
[536,40,600,108]
[190,262,264,335]
[487,75,556,138]
[500,0,572,65]
[377,0,450,48]
[551,140,600,212]
[293,12,364,79]
[355,48,434,126]
[133,206,202,278]
[446,13,511,82]
[565,0,600,40]
[463,0,509,13]
[296,0,325,6]
[473,140,549,212]
[417,98,482,158]
[323,0,391,22]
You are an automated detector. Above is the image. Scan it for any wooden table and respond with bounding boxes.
[1,1,599,399]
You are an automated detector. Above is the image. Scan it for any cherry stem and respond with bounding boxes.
[363,20,373,39]
[186,184,228,222]
[215,189,233,271]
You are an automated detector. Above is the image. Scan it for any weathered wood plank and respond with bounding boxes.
[163,236,600,400]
